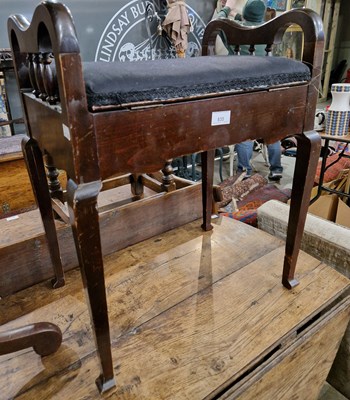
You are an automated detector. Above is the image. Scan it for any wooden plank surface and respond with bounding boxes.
[0,157,35,215]
[0,135,25,161]
[0,135,35,215]
[0,217,349,399]
[223,297,350,400]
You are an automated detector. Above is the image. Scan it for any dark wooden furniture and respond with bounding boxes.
[0,322,61,357]
[0,52,61,367]
[311,132,350,203]
[8,2,324,392]
[265,6,277,21]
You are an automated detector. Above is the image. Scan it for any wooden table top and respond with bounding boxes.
[319,131,350,143]
[1,216,349,399]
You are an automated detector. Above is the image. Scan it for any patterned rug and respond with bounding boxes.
[314,153,350,185]
[220,184,291,227]
[217,173,267,208]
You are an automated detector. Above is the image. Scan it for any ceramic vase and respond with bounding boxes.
[325,83,350,136]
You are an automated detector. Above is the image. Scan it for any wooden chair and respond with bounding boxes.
[265,7,277,21]
[7,2,324,392]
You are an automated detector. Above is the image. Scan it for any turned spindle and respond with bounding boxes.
[28,53,40,97]
[42,53,59,104]
[161,160,176,192]
[44,154,64,201]
[34,53,48,100]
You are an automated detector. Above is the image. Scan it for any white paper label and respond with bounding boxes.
[63,124,71,141]
[211,111,231,126]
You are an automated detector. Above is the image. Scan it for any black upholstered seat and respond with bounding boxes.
[83,56,311,111]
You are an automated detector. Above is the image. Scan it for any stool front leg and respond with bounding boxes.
[283,130,321,289]
[201,150,215,231]
[66,179,115,393]
[21,136,65,289]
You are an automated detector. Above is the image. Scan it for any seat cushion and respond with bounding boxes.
[83,55,310,111]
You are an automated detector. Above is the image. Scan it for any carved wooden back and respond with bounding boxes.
[8,1,99,183]
[202,9,324,129]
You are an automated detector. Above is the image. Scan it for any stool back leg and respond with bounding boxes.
[201,150,215,232]
[21,136,65,288]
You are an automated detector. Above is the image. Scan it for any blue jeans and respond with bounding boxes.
[236,141,283,175]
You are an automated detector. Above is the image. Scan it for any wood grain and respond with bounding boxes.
[0,135,34,215]
[0,217,349,399]
[0,157,35,215]
[0,135,25,161]
[227,297,350,400]
[94,87,307,178]
[0,183,203,297]
[7,5,326,389]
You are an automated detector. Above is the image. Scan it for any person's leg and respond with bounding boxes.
[235,141,253,176]
[267,141,283,180]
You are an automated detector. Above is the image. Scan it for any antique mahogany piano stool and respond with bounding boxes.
[5,2,324,392]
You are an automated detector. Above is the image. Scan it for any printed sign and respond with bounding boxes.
[95,0,206,62]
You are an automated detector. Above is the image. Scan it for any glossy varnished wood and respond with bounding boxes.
[0,323,61,357]
[7,2,325,390]
[21,84,308,177]
[0,218,349,399]
[93,86,308,177]
[283,131,321,288]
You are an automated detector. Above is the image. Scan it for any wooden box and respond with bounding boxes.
[0,178,203,297]
[0,217,349,399]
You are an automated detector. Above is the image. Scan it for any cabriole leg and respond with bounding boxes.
[66,179,115,393]
[283,130,321,289]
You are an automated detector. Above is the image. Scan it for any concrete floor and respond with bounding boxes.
[213,145,296,187]
[319,383,349,400]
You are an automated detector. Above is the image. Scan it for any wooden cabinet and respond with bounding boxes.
[0,134,36,216]
[0,217,349,399]
[220,297,350,399]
